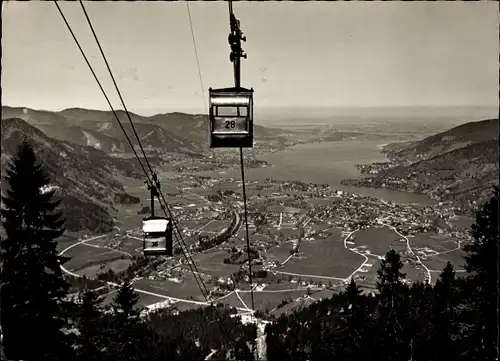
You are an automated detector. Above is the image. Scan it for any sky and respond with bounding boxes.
[2,1,499,116]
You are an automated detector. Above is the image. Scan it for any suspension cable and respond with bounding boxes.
[75,0,213,300]
[53,0,202,306]
[185,2,227,205]
[55,1,236,348]
[227,0,256,314]
[53,1,150,181]
[78,0,156,178]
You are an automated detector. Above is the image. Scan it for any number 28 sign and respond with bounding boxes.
[213,117,247,133]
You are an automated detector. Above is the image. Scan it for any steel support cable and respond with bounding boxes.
[54,0,204,304]
[82,0,214,220]
[186,2,230,209]
[55,3,235,348]
[227,0,256,314]
[78,0,156,178]
[53,1,150,182]
[75,0,213,299]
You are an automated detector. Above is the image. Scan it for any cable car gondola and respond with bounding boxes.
[208,87,254,148]
[142,216,173,256]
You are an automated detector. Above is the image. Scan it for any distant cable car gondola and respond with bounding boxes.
[141,179,172,256]
[208,87,254,148]
[142,216,172,256]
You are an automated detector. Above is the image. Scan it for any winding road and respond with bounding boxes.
[58,234,251,312]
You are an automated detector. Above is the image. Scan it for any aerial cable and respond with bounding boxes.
[227,0,256,317]
[55,2,236,348]
[76,0,208,293]
[53,1,150,183]
[186,2,230,209]
[78,0,157,183]
[53,0,197,300]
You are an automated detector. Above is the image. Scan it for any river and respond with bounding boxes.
[194,140,437,205]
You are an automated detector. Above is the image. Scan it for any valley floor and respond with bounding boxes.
[58,174,472,317]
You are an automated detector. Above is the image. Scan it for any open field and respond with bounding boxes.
[268,227,302,239]
[179,220,212,231]
[56,235,80,252]
[309,289,335,300]
[186,187,217,197]
[409,232,466,272]
[79,259,133,278]
[215,291,249,309]
[180,250,241,278]
[118,237,143,254]
[63,245,120,271]
[239,290,308,312]
[271,297,316,317]
[83,235,142,256]
[279,230,364,279]
[173,302,206,313]
[410,232,460,255]
[198,219,230,232]
[351,226,402,257]
[265,241,294,263]
[260,281,304,291]
[421,249,467,273]
[132,275,208,303]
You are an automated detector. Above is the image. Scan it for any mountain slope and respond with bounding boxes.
[2,106,203,155]
[343,118,499,213]
[383,118,499,162]
[2,106,290,156]
[1,118,145,232]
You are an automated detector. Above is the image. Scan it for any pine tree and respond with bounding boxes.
[107,281,145,361]
[406,281,434,361]
[0,140,73,360]
[461,186,499,361]
[375,249,410,361]
[75,290,106,361]
[430,262,459,361]
[336,279,372,361]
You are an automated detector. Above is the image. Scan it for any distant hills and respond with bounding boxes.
[1,106,206,156]
[381,118,499,161]
[343,118,499,212]
[0,106,291,232]
[1,106,286,156]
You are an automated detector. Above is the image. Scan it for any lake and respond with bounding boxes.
[194,140,437,205]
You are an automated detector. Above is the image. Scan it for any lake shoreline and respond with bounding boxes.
[192,140,437,205]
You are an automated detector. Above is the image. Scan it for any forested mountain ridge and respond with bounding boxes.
[342,118,499,214]
[1,118,149,232]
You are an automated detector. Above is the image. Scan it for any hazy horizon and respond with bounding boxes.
[2,2,498,116]
[2,104,496,126]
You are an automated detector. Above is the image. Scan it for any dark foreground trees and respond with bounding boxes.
[0,141,73,360]
[461,185,499,361]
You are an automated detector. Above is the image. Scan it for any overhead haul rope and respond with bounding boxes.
[76,5,244,347]
[226,0,255,314]
[75,0,208,300]
[55,1,236,348]
[226,5,257,360]
[185,2,227,206]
